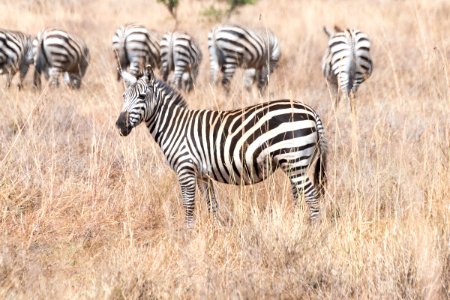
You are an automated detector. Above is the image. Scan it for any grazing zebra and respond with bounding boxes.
[112,24,160,80]
[33,28,90,89]
[116,66,327,226]
[160,31,202,92]
[0,29,34,89]
[208,24,281,93]
[321,26,373,111]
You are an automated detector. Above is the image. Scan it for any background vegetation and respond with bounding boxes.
[0,0,448,298]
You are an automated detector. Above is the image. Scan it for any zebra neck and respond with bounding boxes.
[147,85,190,147]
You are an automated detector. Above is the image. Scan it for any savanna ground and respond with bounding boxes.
[0,0,449,298]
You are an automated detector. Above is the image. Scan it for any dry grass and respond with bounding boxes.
[1,0,449,298]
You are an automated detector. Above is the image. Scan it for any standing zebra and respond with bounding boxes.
[33,28,90,89]
[112,24,160,80]
[208,24,281,94]
[116,66,327,226]
[321,26,373,111]
[160,31,202,92]
[0,29,34,89]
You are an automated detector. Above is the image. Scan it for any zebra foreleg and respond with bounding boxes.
[48,67,61,88]
[129,59,143,78]
[243,68,256,92]
[178,173,197,228]
[5,68,15,88]
[256,68,269,95]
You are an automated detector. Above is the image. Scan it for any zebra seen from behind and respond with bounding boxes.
[160,31,202,92]
[112,23,160,81]
[0,29,34,89]
[115,65,327,227]
[208,24,281,94]
[321,26,373,112]
[33,28,90,89]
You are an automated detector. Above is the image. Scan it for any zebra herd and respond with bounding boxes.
[0,24,373,100]
[1,23,373,226]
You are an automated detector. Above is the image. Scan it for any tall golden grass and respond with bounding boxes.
[0,0,449,298]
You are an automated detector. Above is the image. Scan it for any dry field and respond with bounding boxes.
[1,0,449,298]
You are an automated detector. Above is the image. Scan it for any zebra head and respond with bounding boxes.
[116,65,155,136]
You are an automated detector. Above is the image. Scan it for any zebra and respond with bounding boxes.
[208,24,281,94]
[321,26,373,112]
[112,23,160,81]
[160,31,202,92]
[115,65,327,227]
[33,28,90,89]
[0,29,34,89]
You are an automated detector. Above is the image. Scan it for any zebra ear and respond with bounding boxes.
[121,71,137,88]
[143,65,154,82]
[323,26,332,37]
[333,25,343,32]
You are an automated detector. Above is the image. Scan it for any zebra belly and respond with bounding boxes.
[201,152,278,186]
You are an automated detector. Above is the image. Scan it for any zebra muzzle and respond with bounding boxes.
[115,112,132,136]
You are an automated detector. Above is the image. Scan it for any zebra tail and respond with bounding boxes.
[115,29,129,79]
[168,33,174,76]
[347,57,356,96]
[314,114,327,197]
[347,33,358,95]
[34,36,46,74]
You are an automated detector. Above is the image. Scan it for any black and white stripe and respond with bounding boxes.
[0,29,34,89]
[322,26,373,110]
[33,28,90,89]
[160,31,202,92]
[112,24,160,80]
[116,66,327,226]
[208,24,281,93]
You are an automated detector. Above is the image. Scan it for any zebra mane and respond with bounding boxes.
[153,78,188,108]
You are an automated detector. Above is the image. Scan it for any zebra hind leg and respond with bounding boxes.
[33,69,42,89]
[182,72,193,92]
[5,68,14,88]
[281,161,321,221]
[18,63,30,90]
[349,90,357,116]
[221,63,236,94]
